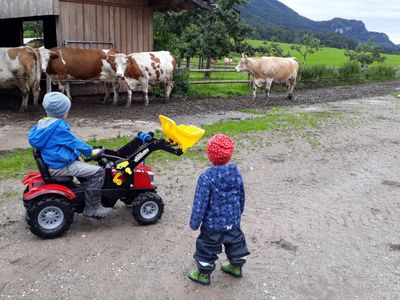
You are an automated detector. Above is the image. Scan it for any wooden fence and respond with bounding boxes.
[186,67,252,85]
[187,65,400,85]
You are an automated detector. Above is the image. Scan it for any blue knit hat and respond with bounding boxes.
[42,92,71,118]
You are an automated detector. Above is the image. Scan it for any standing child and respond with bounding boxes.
[28,92,112,218]
[187,134,250,286]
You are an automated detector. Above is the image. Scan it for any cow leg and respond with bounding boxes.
[46,75,52,93]
[126,88,133,108]
[265,79,273,99]
[32,82,41,109]
[103,82,111,105]
[19,89,29,112]
[112,81,119,105]
[164,81,174,104]
[252,82,258,99]
[65,82,72,100]
[143,92,149,106]
[58,81,66,94]
[140,79,149,106]
[287,78,296,100]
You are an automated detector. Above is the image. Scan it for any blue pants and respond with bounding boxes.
[194,226,250,274]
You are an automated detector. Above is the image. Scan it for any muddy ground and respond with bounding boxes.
[0,80,399,151]
[1,81,400,299]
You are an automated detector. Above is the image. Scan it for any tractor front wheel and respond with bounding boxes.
[132,192,164,225]
[26,196,74,239]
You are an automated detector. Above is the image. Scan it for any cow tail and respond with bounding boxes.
[31,47,42,84]
[34,48,43,95]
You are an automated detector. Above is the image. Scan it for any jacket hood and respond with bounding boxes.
[205,164,241,192]
[28,118,61,149]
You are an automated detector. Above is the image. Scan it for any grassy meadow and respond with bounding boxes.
[246,39,400,67]
[187,39,400,97]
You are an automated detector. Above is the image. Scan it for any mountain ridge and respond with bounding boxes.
[239,0,399,53]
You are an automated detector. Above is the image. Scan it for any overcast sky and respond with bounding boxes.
[279,0,400,44]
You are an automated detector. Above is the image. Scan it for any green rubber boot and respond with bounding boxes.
[187,269,210,286]
[221,263,242,278]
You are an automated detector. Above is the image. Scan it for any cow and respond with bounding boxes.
[210,58,218,65]
[37,47,119,104]
[0,46,41,111]
[235,53,299,100]
[112,51,176,107]
[223,57,233,65]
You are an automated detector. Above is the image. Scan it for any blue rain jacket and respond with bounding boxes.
[190,164,245,232]
[28,118,92,169]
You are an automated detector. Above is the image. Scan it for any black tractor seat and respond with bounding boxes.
[33,150,73,184]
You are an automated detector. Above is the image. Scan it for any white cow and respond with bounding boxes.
[113,51,176,107]
[223,57,233,65]
[0,47,41,111]
[235,54,299,100]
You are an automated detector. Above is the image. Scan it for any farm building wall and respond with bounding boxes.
[58,0,153,53]
[0,0,59,19]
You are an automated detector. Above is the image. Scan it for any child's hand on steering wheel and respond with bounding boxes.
[91,148,103,157]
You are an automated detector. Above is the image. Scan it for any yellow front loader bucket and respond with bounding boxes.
[159,115,205,153]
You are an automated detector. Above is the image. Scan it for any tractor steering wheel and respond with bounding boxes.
[84,146,105,162]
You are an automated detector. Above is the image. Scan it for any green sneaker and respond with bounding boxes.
[221,263,242,278]
[187,269,210,286]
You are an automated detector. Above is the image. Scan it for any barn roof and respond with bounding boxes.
[150,0,214,11]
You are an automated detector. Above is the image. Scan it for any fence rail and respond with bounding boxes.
[186,66,400,85]
[186,67,252,85]
[191,80,251,84]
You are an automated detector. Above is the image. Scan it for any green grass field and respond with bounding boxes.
[246,39,400,67]
[188,39,400,97]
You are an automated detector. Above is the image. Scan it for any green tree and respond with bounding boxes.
[345,39,386,69]
[23,21,43,38]
[291,33,321,64]
[153,11,193,65]
[153,0,251,77]
[191,0,250,77]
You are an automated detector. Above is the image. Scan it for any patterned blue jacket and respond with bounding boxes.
[190,164,245,232]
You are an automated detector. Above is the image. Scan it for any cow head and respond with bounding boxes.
[37,46,59,73]
[234,53,249,72]
[113,54,129,78]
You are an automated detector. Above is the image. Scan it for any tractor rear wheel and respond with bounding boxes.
[26,196,74,239]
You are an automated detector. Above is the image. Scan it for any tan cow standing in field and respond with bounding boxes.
[223,57,233,65]
[37,47,119,104]
[0,47,42,111]
[113,51,176,107]
[235,53,299,100]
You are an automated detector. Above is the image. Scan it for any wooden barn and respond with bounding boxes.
[0,0,211,99]
[0,0,212,52]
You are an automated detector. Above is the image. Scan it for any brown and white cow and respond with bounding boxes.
[0,47,41,111]
[235,53,299,100]
[113,51,176,107]
[38,47,119,104]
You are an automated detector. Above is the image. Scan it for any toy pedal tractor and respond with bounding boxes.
[22,115,205,239]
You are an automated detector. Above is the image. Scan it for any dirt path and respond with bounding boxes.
[0,80,399,151]
[1,88,400,299]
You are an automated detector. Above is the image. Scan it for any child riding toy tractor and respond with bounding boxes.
[22,115,205,239]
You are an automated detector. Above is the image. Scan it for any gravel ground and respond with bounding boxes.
[0,80,399,150]
[0,82,400,299]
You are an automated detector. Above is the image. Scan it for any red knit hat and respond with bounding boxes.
[206,134,235,165]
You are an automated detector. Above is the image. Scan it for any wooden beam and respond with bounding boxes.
[149,0,212,11]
